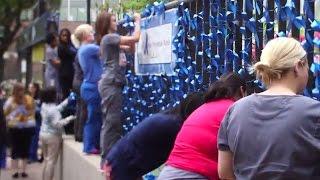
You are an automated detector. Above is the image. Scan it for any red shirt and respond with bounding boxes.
[166,99,234,180]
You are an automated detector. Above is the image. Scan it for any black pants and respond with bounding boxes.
[9,128,34,159]
[59,75,73,99]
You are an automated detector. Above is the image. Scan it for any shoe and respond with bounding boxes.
[38,156,44,163]
[85,148,100,155]
[21,172,28,178]
[12,172,19,178]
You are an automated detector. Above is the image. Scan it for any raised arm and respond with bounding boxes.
[119,13,141,46]
[56,98,68,112]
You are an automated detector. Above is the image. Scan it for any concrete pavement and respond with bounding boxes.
[0,159,43,180]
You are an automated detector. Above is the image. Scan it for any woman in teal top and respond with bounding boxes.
[72,24,103,154]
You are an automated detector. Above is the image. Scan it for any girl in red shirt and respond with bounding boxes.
[158,73,246,180]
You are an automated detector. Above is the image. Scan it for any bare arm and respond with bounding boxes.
[50,58,61,68]
[218,150,235,180]
[120,13,141,46]
[120,45,135,53]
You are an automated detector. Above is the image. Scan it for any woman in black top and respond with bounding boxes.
[58,28,77,99]
[103,92,204,180]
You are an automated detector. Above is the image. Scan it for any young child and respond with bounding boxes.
[39,87,75,180]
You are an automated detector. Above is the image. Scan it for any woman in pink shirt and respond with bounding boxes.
[158,73,246,180]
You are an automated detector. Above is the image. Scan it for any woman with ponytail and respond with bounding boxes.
[72,24,103,154]
[158,73,246,180]
[95,11,141,163]
[218,37,320,180]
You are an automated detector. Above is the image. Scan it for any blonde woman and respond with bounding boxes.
[72,24,103,154]
[4,83,35,178]
[218,37,320,179]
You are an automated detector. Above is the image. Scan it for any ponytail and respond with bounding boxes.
[204,73,246,103]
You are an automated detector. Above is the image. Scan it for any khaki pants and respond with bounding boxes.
[40,134,62,180]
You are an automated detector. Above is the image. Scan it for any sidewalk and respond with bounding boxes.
[0,159,43,180]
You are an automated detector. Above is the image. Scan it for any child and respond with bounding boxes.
[39,87,75,180]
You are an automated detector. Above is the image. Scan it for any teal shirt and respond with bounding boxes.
[78,44,102,83]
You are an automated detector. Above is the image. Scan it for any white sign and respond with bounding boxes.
[136,23,173,65]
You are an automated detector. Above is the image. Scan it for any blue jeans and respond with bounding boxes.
[81,82,102,153]
[29,125,40,161]
[0,146,6,168]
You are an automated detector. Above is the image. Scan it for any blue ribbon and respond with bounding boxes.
[311,20,320,31]
[121,0,318,132]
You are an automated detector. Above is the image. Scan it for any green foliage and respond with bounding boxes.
[121,0,158,11]
[101,0,173,14]
[0,0,35,47]
[0,0,37,26]
[0,0,37,81]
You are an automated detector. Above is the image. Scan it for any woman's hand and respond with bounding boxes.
[134,13,141,23]
[103,161,112,180]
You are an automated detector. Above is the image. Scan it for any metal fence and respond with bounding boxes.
[121,0,319,132]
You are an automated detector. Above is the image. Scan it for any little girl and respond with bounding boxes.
[39,87,75,180]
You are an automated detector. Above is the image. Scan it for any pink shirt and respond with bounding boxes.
[166,99,234,180]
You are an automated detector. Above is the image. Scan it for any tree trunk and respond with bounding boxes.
[0,50,5,82]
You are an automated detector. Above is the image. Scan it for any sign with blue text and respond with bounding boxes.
[135,8,178,75]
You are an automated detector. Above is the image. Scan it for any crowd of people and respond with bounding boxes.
[0,10,320,180]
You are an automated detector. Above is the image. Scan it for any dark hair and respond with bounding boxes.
[204,73,246,103]
[180,92,204,120]
[95,11,115,44]
[164,92,205,120]
[30,82,40,99]
[40,87,56,103]
[46,33,57,44]
[59,28,72,45]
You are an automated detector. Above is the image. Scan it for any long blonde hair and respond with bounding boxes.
[71,24,93,48]
[253,37,306,86]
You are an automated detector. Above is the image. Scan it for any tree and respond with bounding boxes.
[100,0,173,18]
[0,0,37,81]
[121,0,158,12]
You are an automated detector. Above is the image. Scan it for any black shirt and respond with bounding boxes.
[58,44,77,78]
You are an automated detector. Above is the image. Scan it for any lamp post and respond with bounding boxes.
[87,0,91,24]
